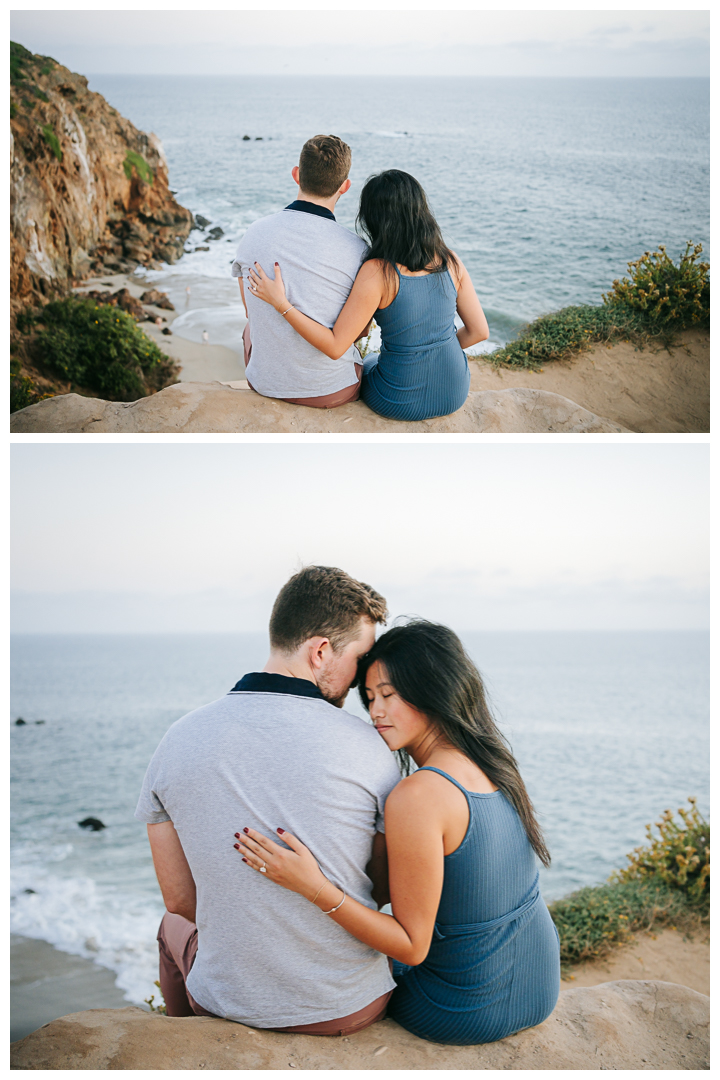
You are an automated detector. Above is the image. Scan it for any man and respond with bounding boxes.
[231,135,369,408]
[135,566,400,1035]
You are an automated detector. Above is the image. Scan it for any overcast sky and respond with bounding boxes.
[10,7,710,77]
[10,443,709,634]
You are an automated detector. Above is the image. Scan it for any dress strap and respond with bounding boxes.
[417,766,469,795]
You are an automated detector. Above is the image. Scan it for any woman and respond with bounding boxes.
[235,621,560,1046]
[247,171,489,421]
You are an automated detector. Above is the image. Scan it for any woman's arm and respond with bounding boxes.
[451,255,490,350]
[248,260,385,361]
[234,776,444,966]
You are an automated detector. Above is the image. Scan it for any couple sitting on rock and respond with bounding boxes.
[136,566,559,1045]
[232,136,489,421]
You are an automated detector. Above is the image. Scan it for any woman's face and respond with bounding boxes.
[364,660,431,753]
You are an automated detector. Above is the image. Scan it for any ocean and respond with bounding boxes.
[83,75,709,354]
[10,630,709,1006]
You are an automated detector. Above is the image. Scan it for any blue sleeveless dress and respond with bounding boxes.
[361,267,470,421]
[388,767,560,1046]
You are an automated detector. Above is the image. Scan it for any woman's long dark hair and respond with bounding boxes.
[358,620,551,867]
[356,170,459,287]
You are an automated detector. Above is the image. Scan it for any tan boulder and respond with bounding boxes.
[9,981,709,1071]
[9,384,629,434]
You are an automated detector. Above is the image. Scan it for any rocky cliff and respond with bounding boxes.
[10,42,194,315]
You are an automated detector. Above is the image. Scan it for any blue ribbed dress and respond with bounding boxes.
[361,268,470,421]
[388,767,560,1046]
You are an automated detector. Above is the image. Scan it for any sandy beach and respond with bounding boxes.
[11,923,709,1045]
[71,274,708,434]
[72,272,246,385]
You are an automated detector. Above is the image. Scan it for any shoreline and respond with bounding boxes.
[11,923,709,1045]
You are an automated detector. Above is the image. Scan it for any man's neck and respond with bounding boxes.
[263,650,316,684]
[296,188,341,214]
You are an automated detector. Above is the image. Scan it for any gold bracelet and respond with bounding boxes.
[311,881,328,905]
[281,305,294,317]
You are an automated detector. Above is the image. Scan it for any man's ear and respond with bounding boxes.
[338,177,351,196]
[308,636,332,670]
[291,165,300,187]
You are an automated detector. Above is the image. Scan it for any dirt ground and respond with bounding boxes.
[469,329,709,433]
[561,925,709,996]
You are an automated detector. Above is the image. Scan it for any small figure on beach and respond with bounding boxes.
[137,566,559,1043]
[234,136,489,419]
[202,330,209,344]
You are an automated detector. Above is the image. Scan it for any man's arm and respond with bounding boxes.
[238,276,248,317]
[147,821,197,923]
[366,831,391,909]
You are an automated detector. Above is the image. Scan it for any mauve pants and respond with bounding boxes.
[157,911,392,1036]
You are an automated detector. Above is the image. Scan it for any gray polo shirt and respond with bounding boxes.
[231,202,368,398]
[135,673,400,1027]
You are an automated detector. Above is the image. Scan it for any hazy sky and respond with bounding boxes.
[11,443,709,633]
[10,7,710,77]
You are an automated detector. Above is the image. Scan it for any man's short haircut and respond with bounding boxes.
[298,135,352,198]
[269,565,387,654]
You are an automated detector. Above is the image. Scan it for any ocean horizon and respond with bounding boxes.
[79,74,709,355]
[10,628,709,1006]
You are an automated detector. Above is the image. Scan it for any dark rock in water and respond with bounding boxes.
[242,134,251,141]
[24,888,36,894]
[194,214,211,228]
[208,226,224,240]
[140,289,175,311]
[15,718,26,725]
[35,720,46,725]
[161,327,172,335]
[78,817,106,831]
[194,245,210,252]
[255,137,263,141]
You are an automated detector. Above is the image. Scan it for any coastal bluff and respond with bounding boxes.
[9,384,629,433]
[10,981,709,1070]
[10,43,193,314]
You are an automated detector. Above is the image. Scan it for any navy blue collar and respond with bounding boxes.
[229,672,324,699]
[284,199,335,222]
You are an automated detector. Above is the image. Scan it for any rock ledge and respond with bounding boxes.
[10,384,630,434]
[10,980,709,1070]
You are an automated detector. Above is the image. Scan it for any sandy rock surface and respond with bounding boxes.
[10,384,628,434]
[469,329,709,433]
[10,980,708,1071]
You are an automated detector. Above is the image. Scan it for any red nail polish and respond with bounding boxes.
[234,833,240,839]
[243,828,249,834]
[234,843,240,850]
[242,858,247,863]
[277,828,284,834]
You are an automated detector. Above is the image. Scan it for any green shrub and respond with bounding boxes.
[487,302,654,370]
[486,242,709,369]
[33,85,49,103]
[604,243,709,328]
[611,798,709,905]
[123,151,154,185]
[10,371,52,412]
[10,42,33,86]
[549,877,696,966]
[42,123,62,162]
[29,296,175,401]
